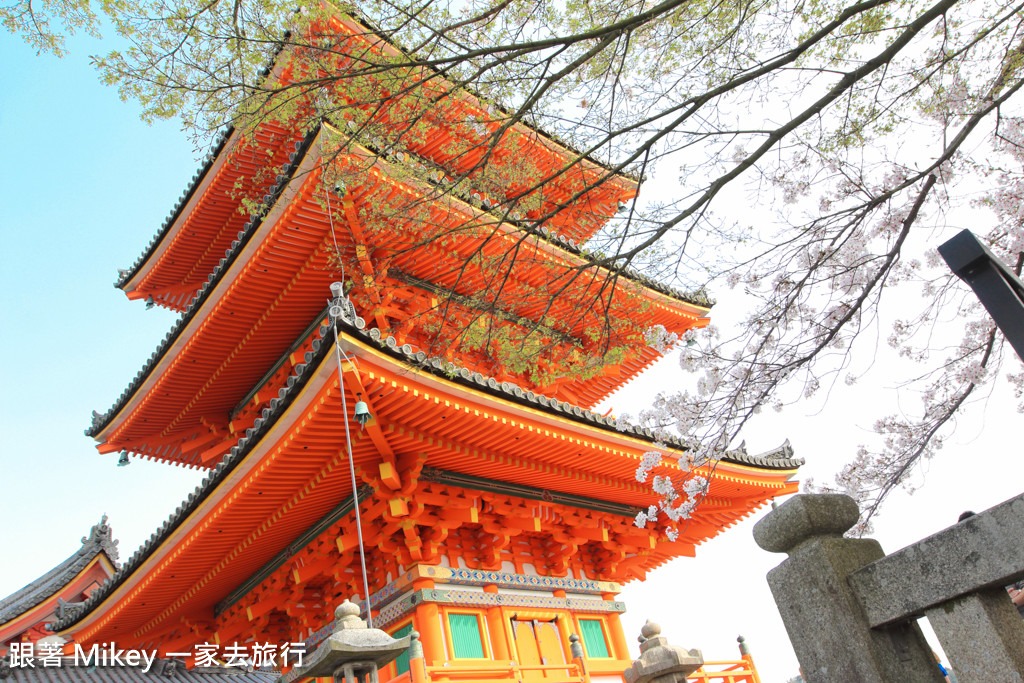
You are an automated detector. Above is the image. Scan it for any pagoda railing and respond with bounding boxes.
[389,651,763,683]
[384,630,764,683]
[424,660,587,682]
[689,659,761,683]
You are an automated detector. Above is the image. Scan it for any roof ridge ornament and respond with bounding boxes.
[54,597,87,621]
[757,439,795,461]
[328,281,358,324]
[82,513,120,565]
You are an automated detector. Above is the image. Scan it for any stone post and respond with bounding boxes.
[568,634,591,683]
[753,494,943,683]
[622,621,703,683]
[924,589,1024,683]
[844,493,1024,683]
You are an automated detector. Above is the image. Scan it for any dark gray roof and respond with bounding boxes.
[60,287,801,632]
[722,440,797,467]
[0,658,277,682]
[0,517,120,626]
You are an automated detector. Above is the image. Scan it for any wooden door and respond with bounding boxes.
[512,617,568,680]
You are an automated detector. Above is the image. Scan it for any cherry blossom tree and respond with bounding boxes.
[10,0,1024,529]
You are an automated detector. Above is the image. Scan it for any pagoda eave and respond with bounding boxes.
[59,318,797,650]
[90,125,712,465]
[119,120,305,310]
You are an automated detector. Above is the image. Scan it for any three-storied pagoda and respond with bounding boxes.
[47,13,801,682]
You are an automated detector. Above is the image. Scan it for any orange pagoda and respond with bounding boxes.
[43,13,799,683]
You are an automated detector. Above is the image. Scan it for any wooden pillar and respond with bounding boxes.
[601,595,630,661]
[483,584,509,660]
[413,579,445,666]
[552,589,571,659]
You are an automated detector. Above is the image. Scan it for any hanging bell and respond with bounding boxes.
[117,452,130,467]
[354,397,372,429]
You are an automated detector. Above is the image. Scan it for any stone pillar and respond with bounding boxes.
[622,621,703,683]
[753,494,943,683]
[924,588,1024,683]
[568,633,591,683]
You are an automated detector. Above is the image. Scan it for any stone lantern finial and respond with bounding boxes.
[637,620,663,648]
[334,600,366,629]
[408,631,423,660]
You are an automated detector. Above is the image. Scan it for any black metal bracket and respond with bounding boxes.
[938,229,1024,361]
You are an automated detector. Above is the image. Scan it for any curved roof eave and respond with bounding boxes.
[114,12,653,298]
[115,129,236,291]
[87,126,323,440]
[114,39,294,292]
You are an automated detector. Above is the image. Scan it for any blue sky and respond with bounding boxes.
[1,26,1021,683]
[0,32,206,580]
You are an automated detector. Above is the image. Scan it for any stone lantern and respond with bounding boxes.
[292,600,412,683]
[623,620,704,683]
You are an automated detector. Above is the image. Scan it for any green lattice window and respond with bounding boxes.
[579,619,610,658]
[391,622,413,675]
[448,613,485,658]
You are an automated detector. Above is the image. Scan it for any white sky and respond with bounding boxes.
[0,26,1020,683]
